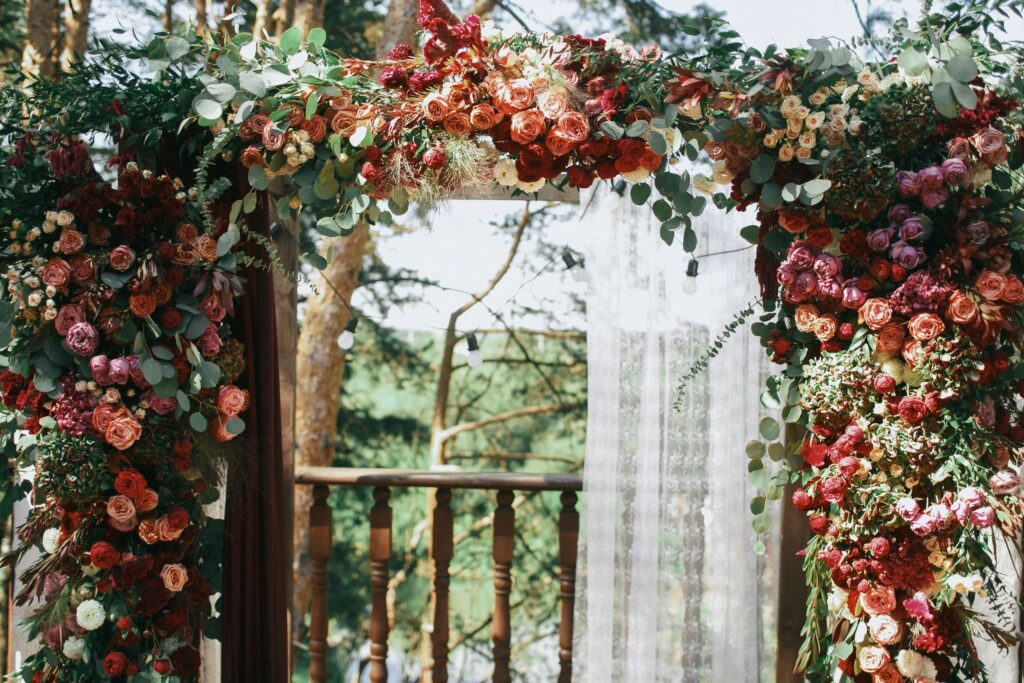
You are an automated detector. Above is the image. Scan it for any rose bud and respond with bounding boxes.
[422,146,447,170]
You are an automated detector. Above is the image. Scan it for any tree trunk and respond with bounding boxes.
[252,0,272,38]
[289,0,419,651]
[271,0,295,37]
[60,0,91,72]
[218,0,237,35]
[21,0,60,80]
[291,0,324,37]
[194,0,207,33]
[162,0,174,32]
[378,0,420,54]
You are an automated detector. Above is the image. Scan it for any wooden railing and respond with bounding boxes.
[295,466,584,683]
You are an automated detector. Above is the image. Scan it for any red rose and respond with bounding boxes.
[166,506,190,532]
[820,475,848,503]
[791,489,814,510]
[874,374,896,394]
[114,468,148,500]
[89,541,121,569]
[802,441,827,468]
[103,652,128,676]
[897,396,928,424]
[154,660,172,675]
[566,165,595,189]
[867,537,890,558]
[117,616,132,632]
[422,146,447,170]
[809,514,830,535]
[807,226,832,248]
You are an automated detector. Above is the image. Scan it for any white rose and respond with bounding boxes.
[516,178,546,194]
[75,599,106,631]
[42,528,61,554]
[895,650,937,679]
[62,636,86,660]
[44,211,58,222]
[493,159,518,187]
[56,211,74,227]
[621,167,651,184]
[805,112,825,130]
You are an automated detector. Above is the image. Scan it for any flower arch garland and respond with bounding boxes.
[2,0,1024,680]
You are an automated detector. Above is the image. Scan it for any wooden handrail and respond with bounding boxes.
[295,466,583,492]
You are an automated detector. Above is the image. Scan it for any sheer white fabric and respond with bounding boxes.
[574,188,779,682]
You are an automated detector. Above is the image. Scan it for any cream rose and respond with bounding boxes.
[868,614,902,645]
[858,646,891,673]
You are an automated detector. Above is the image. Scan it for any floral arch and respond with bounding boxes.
[2,0,1024,680]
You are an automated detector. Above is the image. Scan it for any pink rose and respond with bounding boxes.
[107,495,137,526]
[866,228,894,252]
[969,506,995,528]
[197,324,222,357]
[537,89,570,119]
[897,170,920,197]
[108,246,135,272]
[895,497,920,521]
[957,487,984,510]
[841,282,867,309]
[860,587,896,615]
[65,322,98,356]
[941,157,968,186]
[990,469,1020,495]
[919,187,948,209]
[215,385,249,417]
[557,111,590,143]
[910,513,936,535]
[975,270,1007,301]
[160,563,189,592]
[890,241,925,270]
[200,293,227,323]
[145,390,176,415]
[812,254,841,278]
[917,166,945,191]
[108,357,131,385]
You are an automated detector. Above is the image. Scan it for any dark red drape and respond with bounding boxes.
[220,175,288,682]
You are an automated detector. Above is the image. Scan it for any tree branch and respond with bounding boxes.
[437,401,584,444]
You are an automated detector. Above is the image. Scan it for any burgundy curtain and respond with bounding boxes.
[220,172,288,682]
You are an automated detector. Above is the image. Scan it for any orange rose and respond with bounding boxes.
[138,519,160,545]
[155,516,183,542]
[105,407,142,451]
[907,313,944,342]
[241,146,267,169]
[778,212,809,234]
[537,89,570,119]
[557,111,590,143]
[107,495,137,525]
[1002,276,1024,305]
[173,244,200,266]
[813,314,838,342]
[871,665,901,683]
[176,223,198,243]
[510,109,546,144]
[975,270,1007,301]
[211,413,236,443]
[946,291,979,325]
[860,587,896,615]
[58,229,85,254]
[91,403,118,434]
[216,385,250,417]
[545,129,575,157]
[902,339,925,367]
[442,112,472,136]
[136,489,159,513]
[469,104,501,131]
[160,563,189,592]
[195,236,218,263]
[859,298,892,331]
[494,79,535,114]
[331,90,353,109]
[300,115,327,143]
[330,109,358,136]
[128,294,157,318]
[794,304,819,333]
[422,93,449,122]
[876,323,905,354]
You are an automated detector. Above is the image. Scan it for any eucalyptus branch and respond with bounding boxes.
[674,299,761,408]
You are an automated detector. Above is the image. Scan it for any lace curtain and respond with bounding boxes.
[573,188,779,682]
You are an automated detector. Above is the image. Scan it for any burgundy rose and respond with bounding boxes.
[841,282,867,309]
[54,305,84,336]
[809,514,830,535]
[897,396,928,423]
[145,390,176,415]
[887,203,912,224]
[787,244,815,271]
[964,220,990,246]
[69,254,97,284]
[820,475,848,503]
[65,322,99,356]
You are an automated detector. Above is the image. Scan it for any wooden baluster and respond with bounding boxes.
[492,490,515,683]
[430,489,454,682]
[308,484,332,683]
[557,491,579,683]
[369,487,393,683]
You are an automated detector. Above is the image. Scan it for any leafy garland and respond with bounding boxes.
[2,0,1024,681]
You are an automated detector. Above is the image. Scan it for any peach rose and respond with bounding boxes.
[546,130,575,157]
[510,109,546,144]
[195,236,218,263]
[972,126,1007,164]
[907,313,944,342]
[216,385,250,417]
[858,646,891,674]
[330,109,358,136]
[136,489,159,513]
[41,258,72,289]
[537,88,570,119]
[107,495,137,525]
[872,664,901,683]
[813,314,838,342]
[422,93,449,122]
[495,79,535,114]
[105,407,142,451]
[860,298,893,331]
[1001,276,1024,305]
[442,112,472,136]
[108,245,135,272]
[902,339,925,367]
[794,304,819,333]
[946,291,979,325]
[975,270,1007,301]
[91,403,118,434]
[331,90,353,109]
[947,137,972,160]
[138,519,160,545]
[160,563,189,592]
[176,223,198,243]
[58,229,85,254]
[861,587,896,615]
[470,104,502,130]
[557,111,590,143]
[876,324,905,354]
[155,516,183,542]
[868,614,902,645]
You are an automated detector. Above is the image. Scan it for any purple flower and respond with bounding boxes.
[969,506,995,528]
[127,355,149,388]
[897,170,921,197]
[964,220,990,246]
[812,254,841,279]
[65,322,98,357]
[941,157,968,186]
[917,165,945,191]
[817,278,842,300]
[108,358,131,385]
[89,355,110,385]
[890,241,925,270]
[920,187,949,209]
[791,271,819,301]
[887,203,912,224]
[896,497,920,521]
[776,263,796,286]
[866,227,894,252]
[898,216,930,242]
[787,243,816,271]
[841,282,867,309]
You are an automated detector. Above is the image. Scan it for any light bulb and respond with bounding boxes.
[468,349,483,368]
[571,266,587,283]
[562,250,585,283]
[337,317,358,351]
[682,276,698,295]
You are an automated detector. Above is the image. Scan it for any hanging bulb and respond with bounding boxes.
[466,333,483,368]
[683,258,699,295]
[562,250,586,282]
[337,316,358,351]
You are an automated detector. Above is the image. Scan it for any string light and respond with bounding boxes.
[561,250,586,283]
[683,257,699,295]
[336,316,358,351]
[466,333,483,368]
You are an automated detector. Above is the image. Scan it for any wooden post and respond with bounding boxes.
[369,487,393,683]
[307,484,331,683]
[777,425,810,683]
[492,490,515,683]
[430,489,454,683]
[557,491,578,683]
